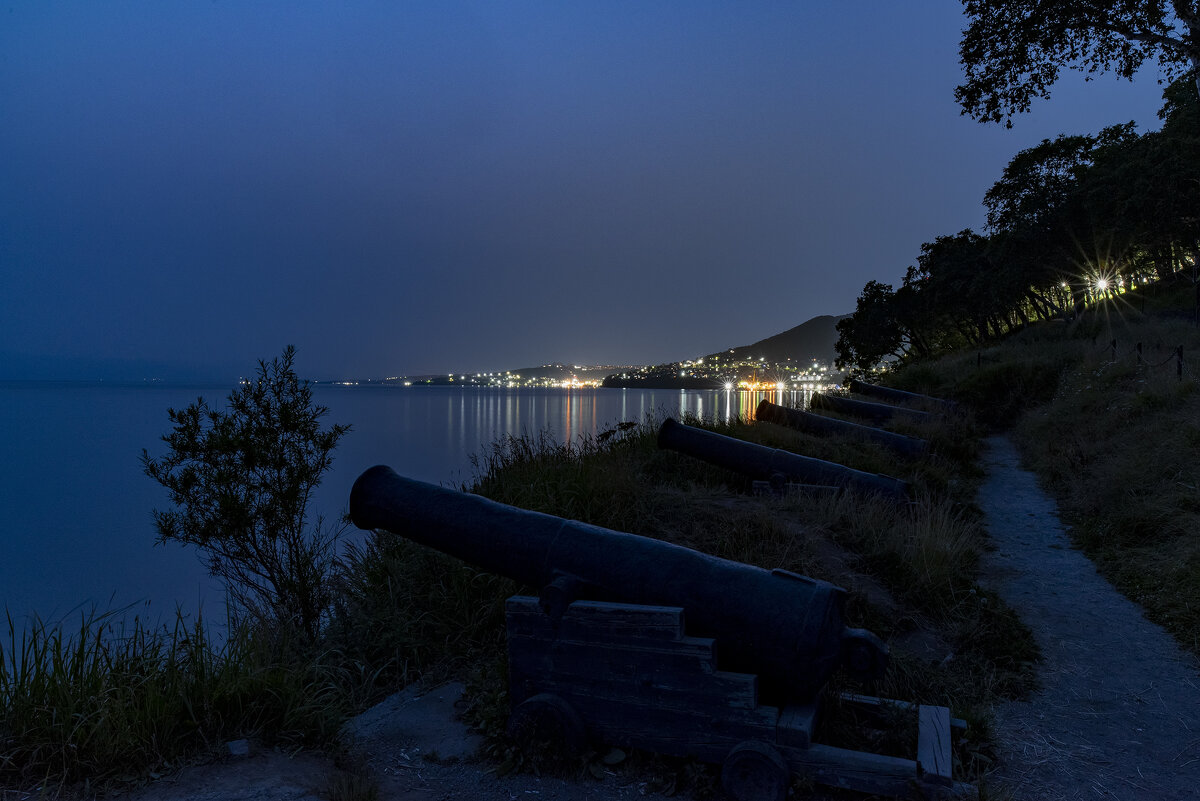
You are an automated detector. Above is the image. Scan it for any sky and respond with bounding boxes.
[0,2,1172,380]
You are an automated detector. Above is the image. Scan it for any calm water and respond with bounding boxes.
[0,382,809,621]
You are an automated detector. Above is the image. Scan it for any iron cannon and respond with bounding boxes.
[657,418,909,500]
[350,465,887,704]
[755,399,929,459]
[847,380,959,414]
[809,392,932,425]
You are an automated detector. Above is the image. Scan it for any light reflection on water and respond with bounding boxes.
[0,383,817,621]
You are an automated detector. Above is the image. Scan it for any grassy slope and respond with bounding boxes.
[887,282,1200,657]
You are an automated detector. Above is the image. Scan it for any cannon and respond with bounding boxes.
[656,418,909,500]
[810,392,932,425]
[350,465,887,703]
[848,380,959,414]
[755,399,929,459]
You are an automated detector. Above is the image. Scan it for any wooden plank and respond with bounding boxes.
[506,598,716,652]
[781,743,922,798]
[836,692,967,730]
[506,596,687,638]
[776,703,817,749]
[507,636,733,688]
[525,687,779,764]
[507,629,716,663]
[917,705,954,787]
[505,614,714,652]
[507,644,761,713]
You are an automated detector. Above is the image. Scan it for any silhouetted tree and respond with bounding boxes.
[835,281,905,375]
[143,347,350,639]
[957,0,1200,128]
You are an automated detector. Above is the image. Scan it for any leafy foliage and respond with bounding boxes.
[956,0,1199,128]
[836,71,1200,374]
[142,347,350,639]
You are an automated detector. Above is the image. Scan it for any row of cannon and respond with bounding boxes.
[661,379,956,501]
[352,380,953,701]
[348,380,964,798]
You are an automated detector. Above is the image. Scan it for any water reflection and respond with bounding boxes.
[0,384,824,619]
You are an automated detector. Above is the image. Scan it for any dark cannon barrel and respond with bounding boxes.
[350,465,887,703]
[810,392,931,425]
[657,417,909,500]
[755,399,929,459]
[847,380,959,414]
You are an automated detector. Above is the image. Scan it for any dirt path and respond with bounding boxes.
[977,436,1200,800]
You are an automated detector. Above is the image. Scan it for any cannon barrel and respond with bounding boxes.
[810,392,931,425]
[847,380,959,414]
[350,465,887,703]
[657,418,909,500]
[756,400,929,459]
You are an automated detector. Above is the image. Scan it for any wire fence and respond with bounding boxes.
[977,337,1196,381]
[1089,338,1189,380]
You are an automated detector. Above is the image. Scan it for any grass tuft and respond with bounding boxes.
[0,606,351,794]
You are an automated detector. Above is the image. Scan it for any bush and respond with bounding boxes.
[142,347,350,639]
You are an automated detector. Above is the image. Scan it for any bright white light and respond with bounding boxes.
[1096,277,1110,291]
[724,382,733,391]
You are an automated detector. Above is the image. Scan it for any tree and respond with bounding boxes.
[957,1,1200,128]
[142,347,350,639]
[835,281,906,375]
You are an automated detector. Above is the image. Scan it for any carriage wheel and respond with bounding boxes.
[506,693,587,759]
[721,740,791,801]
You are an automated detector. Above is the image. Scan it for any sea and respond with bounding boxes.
[0,381,811,625]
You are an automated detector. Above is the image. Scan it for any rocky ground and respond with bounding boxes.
[96,435,1200,801]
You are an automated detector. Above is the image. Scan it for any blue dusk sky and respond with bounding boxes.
[0,2,1171,380]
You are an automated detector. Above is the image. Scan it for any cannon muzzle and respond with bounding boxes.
[350,465,887,703]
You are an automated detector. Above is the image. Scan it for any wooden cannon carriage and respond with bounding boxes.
[350,467,968,799]
[507,597,964,800]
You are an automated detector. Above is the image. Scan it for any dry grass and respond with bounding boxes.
[1011,313,1200,655]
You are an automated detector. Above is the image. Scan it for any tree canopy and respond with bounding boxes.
[957,0,1200,127]
[835,72,1199,376]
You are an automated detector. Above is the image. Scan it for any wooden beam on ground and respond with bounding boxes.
[917,705,954,787]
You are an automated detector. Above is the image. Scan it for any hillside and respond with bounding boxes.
[602,314,849,388]
[709,314,849,365]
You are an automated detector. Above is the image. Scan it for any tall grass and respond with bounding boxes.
[0,606,351,795]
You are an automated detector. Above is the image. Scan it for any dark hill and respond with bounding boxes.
[710,314,849,365]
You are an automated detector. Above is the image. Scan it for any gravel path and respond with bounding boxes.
[977,436,1200,800]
